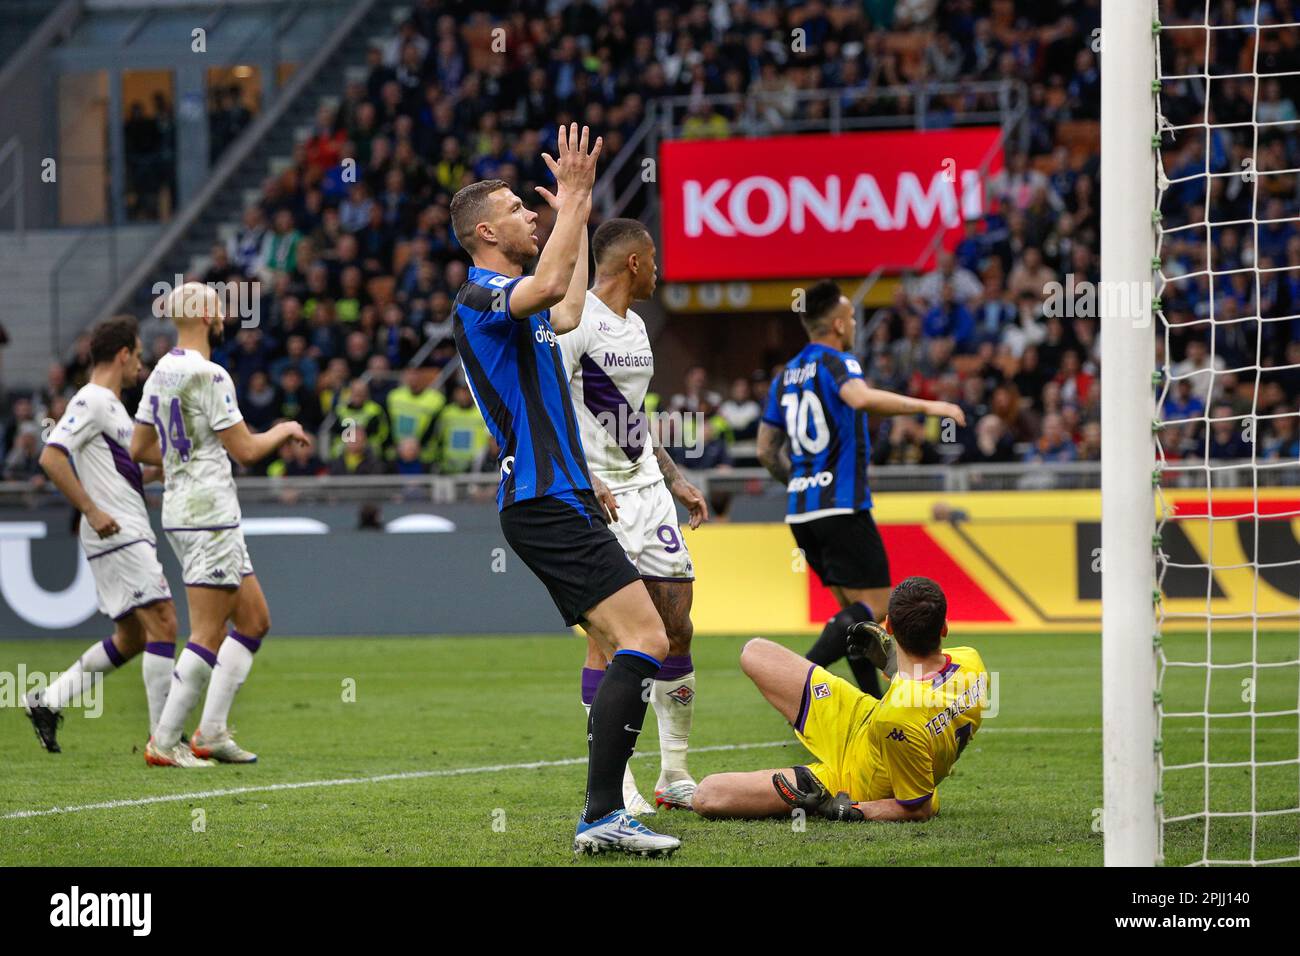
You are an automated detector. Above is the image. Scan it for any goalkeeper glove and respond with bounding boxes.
[772,766,864,822]
[846,619,896,678]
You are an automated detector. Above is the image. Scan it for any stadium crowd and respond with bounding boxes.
[5,0,1297,486]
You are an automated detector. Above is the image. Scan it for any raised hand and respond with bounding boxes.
[535,123,603,209]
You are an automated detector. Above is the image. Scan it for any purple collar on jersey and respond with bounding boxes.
[169,348,185,355]
[928,656,960,689]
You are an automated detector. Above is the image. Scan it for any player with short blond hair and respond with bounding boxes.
[131,281,308,767]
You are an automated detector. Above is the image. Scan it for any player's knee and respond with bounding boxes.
[690,776,723,817]
[155,602,179,642]
[233,600,271,640]
[114,627,146,657]
[638,622,669,662]
[739,637,775,677]
[238,613,270,641]
[602,612,667,660]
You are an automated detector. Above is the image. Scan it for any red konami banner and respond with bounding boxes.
[658,128,1004,281]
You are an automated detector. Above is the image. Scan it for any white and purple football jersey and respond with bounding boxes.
[558,291,665,496]
[46,383,154,557]
[136,348,243,531]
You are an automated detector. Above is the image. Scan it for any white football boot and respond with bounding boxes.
[145,738,215,768]
[654,776,697,810]
[574,810,681,857]
[190,729,258,764]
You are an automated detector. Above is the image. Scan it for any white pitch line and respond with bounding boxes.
[4,725,1292,821]
[0,739,794,821]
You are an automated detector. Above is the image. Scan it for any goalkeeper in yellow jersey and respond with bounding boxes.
[692,576,987,822]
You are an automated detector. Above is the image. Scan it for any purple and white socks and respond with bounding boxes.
[141,642,175,733]
[153,643,217,749]
[39,637,124,711]
[198,630,261,739]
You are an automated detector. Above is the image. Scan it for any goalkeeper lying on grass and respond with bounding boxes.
[692,576,988,822]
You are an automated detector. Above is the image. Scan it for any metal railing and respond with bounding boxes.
[46,0,325,361]
[0,136,23,235]
[50,220,119,358]
[6,459,1300,510]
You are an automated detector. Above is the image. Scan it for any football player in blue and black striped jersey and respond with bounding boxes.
[450,124,679,857]
[757,281,965,696]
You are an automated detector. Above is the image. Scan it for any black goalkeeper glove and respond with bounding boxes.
[846,619,895,676]
[772,766,864,822]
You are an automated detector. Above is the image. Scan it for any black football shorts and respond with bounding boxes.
[499,490,641,627]
[790,509,891,590]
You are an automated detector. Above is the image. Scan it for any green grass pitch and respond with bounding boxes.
[0,631,1294,866]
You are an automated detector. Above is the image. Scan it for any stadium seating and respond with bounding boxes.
[12,0,1289,482]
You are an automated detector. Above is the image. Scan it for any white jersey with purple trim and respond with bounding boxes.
[136,348,243,531]
[558,290,664,496]
[46,383,154,558]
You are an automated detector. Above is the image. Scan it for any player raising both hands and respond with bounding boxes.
[450,125,681,856]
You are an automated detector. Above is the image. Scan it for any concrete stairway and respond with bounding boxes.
[0,226,160,389]
[115,0,411,317]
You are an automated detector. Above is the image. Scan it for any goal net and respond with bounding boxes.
[1105,0,1300,866]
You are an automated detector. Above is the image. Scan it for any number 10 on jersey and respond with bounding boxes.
[780,391,829,455]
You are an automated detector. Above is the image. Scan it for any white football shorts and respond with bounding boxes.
[87,539,173,620]
[165,526,253,590]
[609,482,694,582]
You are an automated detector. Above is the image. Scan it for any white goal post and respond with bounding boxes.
[1104,0,1300,868]
[1101,0,1160,867]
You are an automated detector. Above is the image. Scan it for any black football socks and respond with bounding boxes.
[806,601,883,697]
[583,649,660,822]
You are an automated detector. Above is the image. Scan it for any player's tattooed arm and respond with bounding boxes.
[756,422,792,485]
[839,379,966,428]
[37,446,119,538]
[655,444,708,529]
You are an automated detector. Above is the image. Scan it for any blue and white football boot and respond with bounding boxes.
[573,810,681,857]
